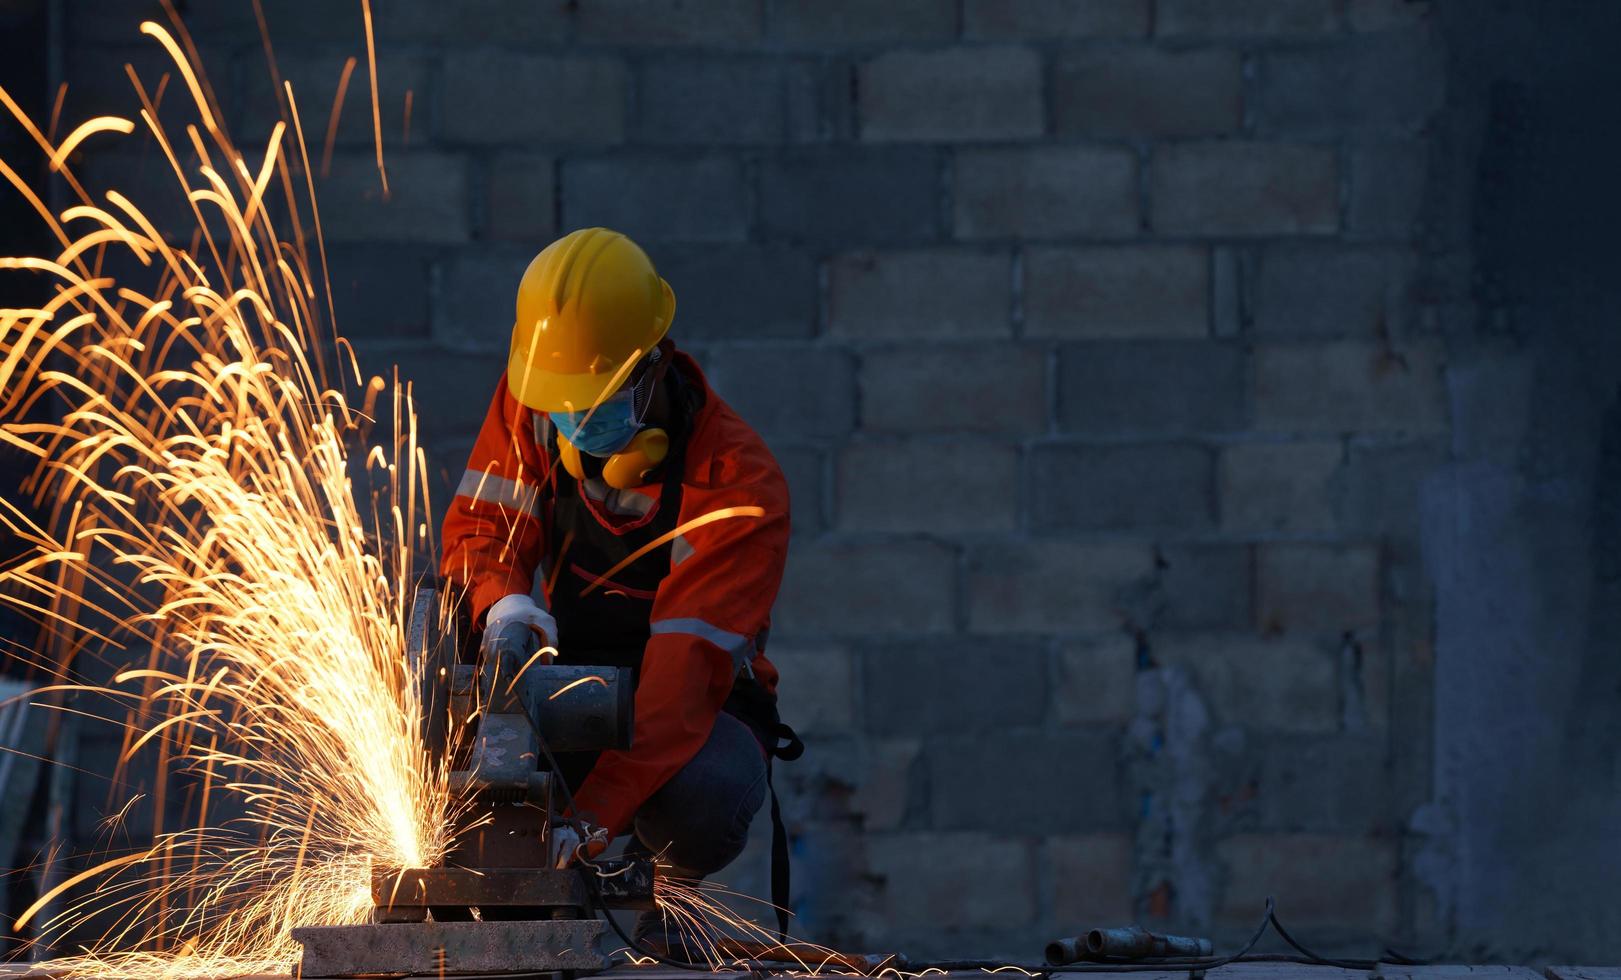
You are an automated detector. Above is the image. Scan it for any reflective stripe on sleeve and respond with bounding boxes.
[649,617,755,675]
[454,469,539,517]
[671,534,694,567]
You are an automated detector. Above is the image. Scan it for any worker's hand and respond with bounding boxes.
[481,593,558,655]
[550,821,608,868]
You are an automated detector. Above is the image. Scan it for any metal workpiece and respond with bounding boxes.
[369,857,656,916]
[372,866,590,914]
[292,918,610,976]
[1045,925,1213,965]
[444,800,551,869]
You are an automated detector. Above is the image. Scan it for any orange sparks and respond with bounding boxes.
[359,0,388,198]
[321,55,358,178]
[138,21,218,138]
[579,506,766,597]
[249,0,288,124]
[13,852,151,932]
[0,16,448,979]
[47,81,69,142]
[501,644,565,697]
[0,12,829,980]
[47,116,137,171]
[548,674,609,700]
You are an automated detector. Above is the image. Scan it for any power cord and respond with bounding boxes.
[906,897,1276,975]
[1263,904,1429,971]
[1265,904,1380,971]
[896,898,1429,977]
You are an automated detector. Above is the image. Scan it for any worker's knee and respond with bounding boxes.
[632,712,767,876]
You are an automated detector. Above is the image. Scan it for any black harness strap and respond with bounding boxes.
[721,655,803,939]
[765,721,804,941]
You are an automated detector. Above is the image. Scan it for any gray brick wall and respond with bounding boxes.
[48,0,1462,960]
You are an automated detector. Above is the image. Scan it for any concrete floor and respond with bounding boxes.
[4,959,1620,980]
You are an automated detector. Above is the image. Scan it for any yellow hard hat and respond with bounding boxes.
[507,227,676,413]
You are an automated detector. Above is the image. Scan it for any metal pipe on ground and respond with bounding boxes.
[1046,925,1213,965]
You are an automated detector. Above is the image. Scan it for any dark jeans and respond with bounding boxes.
[627,712,768,877]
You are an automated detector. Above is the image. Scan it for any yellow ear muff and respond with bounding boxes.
[556,431,586,481]
[601,428,669,490]
[555,427,670,490]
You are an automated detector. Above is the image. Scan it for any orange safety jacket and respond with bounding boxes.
[440,350,790,839]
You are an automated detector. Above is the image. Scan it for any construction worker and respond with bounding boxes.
[440,227,800,953]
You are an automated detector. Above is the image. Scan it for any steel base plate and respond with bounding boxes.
[292,918,610,976]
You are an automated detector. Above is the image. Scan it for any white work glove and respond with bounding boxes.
[550,821,608,868]
[481,593,558,656]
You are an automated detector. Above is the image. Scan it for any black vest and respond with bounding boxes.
[542,418,686,678]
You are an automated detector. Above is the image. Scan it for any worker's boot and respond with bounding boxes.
[633,904,708,965]
[626,839,709,963]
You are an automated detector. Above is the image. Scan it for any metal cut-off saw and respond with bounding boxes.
[292,586,656,977]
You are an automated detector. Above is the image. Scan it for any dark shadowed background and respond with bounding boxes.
[2,0,1619,963]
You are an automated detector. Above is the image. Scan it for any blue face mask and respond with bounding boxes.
[549,392,642,458]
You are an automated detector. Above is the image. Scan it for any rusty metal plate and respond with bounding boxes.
[373,867,587,909]
[372,858,655,913]
[445,804,550,868]
[292,918,609,976]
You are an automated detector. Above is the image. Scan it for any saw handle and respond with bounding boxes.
[491,619,547,658]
